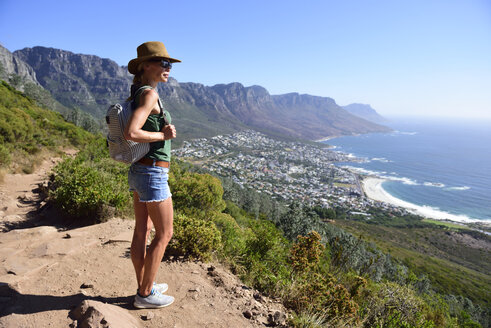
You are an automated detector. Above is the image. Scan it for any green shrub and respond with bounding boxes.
[361,281,434,328]
[223,200,251,227]
[169,171,226,220]
[241,219,291,292]
[0,144,10,165]
[211,212,250,267]
[290,231,325,273]
[50,158,130,222]
[167,213,221,261]
[50,138,131,222]
[457,311,482,328]
[282,271,359,325]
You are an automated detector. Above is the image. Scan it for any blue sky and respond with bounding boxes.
[1,0,490,118]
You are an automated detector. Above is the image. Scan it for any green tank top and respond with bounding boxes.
[134,86,172,162]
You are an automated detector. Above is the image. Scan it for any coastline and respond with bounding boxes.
[315,136,338,143]
[361,177,488,225]
[315,134,358,143]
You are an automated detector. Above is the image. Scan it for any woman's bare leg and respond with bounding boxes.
[130,192,154,289]
[139,197,174,296]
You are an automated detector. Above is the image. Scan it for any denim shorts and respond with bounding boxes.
[128,162,172,202]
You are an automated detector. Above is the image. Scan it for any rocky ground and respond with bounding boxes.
[0,157,288,328]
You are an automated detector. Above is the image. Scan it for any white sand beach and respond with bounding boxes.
[315,136,338,143]
[361,177,482,223]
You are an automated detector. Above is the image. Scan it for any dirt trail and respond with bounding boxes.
[0,157,286,327]
[0,157,57,227]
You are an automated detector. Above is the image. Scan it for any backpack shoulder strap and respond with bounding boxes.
[157,98,169,125]
[133,85,153,105]
[133,85,169,125]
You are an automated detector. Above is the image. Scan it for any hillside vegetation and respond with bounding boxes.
[332,213,490,309]
[0,80,94,175]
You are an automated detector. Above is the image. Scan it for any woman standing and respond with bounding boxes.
[124,41,180,309]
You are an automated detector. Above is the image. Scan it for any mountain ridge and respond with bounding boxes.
[6,45,392,140]
[342,103,389,125]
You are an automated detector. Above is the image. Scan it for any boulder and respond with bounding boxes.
[70,300,141,328]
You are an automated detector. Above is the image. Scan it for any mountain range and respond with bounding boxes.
[1,44,391,141]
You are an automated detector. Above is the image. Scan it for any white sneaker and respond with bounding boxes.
[153,282,168,294]
[134,288,174,309]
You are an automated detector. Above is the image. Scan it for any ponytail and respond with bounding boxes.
[127,63,145,101]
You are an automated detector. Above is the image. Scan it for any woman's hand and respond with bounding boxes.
[161,124,176,140]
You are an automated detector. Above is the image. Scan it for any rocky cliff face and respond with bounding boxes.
[9,46,392,140]
[0,44,40,89]
[14,46,132,117]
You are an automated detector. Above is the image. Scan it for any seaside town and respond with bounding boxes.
[174,130,409,217]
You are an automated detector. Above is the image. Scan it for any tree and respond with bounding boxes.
[0,62,6,80]
[8,74,22,89]
[278,202,321,240]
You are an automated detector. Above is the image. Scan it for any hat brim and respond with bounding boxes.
[128,55,181,74]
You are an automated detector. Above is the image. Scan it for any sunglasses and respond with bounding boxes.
[150,59,172,70]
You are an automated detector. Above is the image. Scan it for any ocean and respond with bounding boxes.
[324,117,491,222]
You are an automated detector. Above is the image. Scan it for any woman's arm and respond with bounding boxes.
[124,89,169,142]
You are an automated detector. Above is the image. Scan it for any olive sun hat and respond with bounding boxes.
[128,41,181,74]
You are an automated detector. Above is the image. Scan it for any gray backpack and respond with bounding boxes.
[106,86,166,164]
